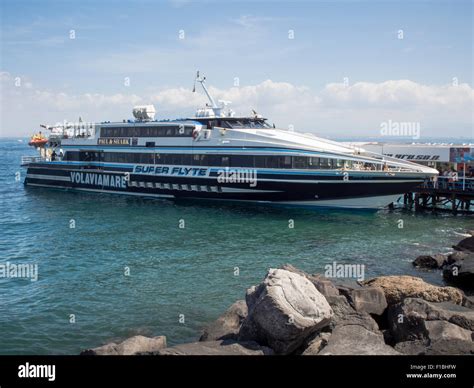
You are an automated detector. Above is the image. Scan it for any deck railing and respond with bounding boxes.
[21,156,45,166]
[423,176,474,192]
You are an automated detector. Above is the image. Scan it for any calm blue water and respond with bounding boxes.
[0,138,472,354]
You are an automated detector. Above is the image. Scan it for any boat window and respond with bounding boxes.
[221,156,230,167]
[100,125,194,138]
[264,156,279,168]
[64,152,361,170]
[280,156,292,168]
[343,160,353,169]
[319,158,331,169]
[230,155,254,167]
[139,153,154,164]
[309,157,320,169]
[293,156,309,169]
[254,156,265,168]
[182,154,193,165]
[192,154,206,166]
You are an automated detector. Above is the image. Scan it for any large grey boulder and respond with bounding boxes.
[395,339,474,355]
[393,340,428,355]
[388,298,474,343]
[348,287,388,316]
[281,264,340,298]
[301,332,331,355]
[424,320,472,342]
[361,275,464,305]
[157,340,273,355]
[426,339,474,355]
[200,300,247,341]
[326,295,380,332]
[448,251,474,264]
[443,256,474,290]
[319,325,400,355]
[454,236,474,252]
[81,335,167,355]
[412,254,447,269]
[463,295,474,308]
[239,268,333,354]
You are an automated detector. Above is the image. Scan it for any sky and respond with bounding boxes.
[0,0,473,139]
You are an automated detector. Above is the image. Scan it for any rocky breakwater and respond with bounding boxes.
[81,262,473,355]
[412,232,474,293]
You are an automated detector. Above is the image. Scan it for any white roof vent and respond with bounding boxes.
[133,105,156,121]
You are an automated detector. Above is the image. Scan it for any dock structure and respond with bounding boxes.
[404,177,474,214]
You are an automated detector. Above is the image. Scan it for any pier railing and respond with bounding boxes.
[422,176,474,192]
[407,176,473,213]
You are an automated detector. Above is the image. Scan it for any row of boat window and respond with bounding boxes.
[203,119,272,129]
[101,126,195,138]
[64,151,374,169]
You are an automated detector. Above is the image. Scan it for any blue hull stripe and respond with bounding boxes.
[30,162,423,179]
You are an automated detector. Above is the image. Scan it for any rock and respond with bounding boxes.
[300,332,331,355]
[348,287,388,316]
[447,251,474,264]
[454,236,474,252]
[443,256,474,290]
[245,283,264,310]
[200,300,247,341]
[426,339,474,355]
[463,295,474,308]
[333,279,362,297]
[412,254,447,269]
[318,325,400,355]
[81,335,167,355]
[326,295,380,332]
[394,340,428,355]
[424,320,472,342]
[239,268,333,354]
[361,275,464,305]
[281,264,339,298]
[388,298,474,343]
[157,340,273,355]
[394,339,474,355]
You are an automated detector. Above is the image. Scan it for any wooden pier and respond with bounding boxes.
[404,177,474,214]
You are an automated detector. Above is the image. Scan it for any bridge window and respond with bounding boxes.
[101,125,194,138]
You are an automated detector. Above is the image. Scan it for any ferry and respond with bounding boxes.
[22,72,439,209]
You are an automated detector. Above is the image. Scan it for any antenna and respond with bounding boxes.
[192,70,199,93]
[194,71,218,109]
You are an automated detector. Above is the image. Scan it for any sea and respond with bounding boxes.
[0,138,472,354]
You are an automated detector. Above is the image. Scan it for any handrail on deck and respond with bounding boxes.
[422,176,474,192]
[21,156,45,166]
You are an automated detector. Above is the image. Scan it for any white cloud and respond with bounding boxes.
[1,71,472,138]
[321,80,474,109]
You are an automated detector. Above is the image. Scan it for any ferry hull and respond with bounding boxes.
[24,163,426,209]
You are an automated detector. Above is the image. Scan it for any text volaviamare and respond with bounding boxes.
[70,172,127,189]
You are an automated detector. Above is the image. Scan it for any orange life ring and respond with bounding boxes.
[192,129,200,140]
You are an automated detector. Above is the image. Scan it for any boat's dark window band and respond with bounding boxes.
[101,125,194,138]
[64,151,384,170]
[195,118,272,129]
